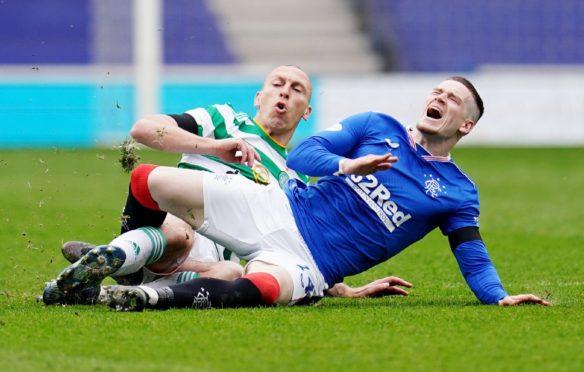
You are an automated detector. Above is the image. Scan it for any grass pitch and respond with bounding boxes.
[0,147,582,371]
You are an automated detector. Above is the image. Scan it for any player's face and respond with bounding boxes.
[254,66,312,141]
[416,80,477,139]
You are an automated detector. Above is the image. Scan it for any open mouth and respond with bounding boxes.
[426,106,442,119]
[275,102,287,113]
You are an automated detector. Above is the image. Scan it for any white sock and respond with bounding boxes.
[108,227,167,276]
[138,285,159,305]
[142,271,200,289]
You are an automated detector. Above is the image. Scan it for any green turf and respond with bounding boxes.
[0,147,582,371]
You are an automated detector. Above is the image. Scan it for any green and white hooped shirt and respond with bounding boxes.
[178,103,309,188]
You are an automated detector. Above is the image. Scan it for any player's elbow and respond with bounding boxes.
[130,118,150,143]
[286,146,302,169]
[286,151,300,170]
[287,139,312,170]
[130,119,148,142]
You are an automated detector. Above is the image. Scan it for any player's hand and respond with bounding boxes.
[327,276,412,298]
[211,138,260,167]
[498,294,551,306]
[342,153,398,176]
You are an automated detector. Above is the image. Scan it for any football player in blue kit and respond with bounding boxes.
[99,76,550,311]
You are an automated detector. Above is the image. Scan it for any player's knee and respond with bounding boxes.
[244,262,293,304]
[160,217,193,252]
[243,272,281,305]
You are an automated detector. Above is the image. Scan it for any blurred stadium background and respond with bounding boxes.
[1,0,583,148]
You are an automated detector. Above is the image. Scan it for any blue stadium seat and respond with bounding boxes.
[360,0,584,71]
[0,0,233,65]
[0,0,90,63]
[163,0,234,64]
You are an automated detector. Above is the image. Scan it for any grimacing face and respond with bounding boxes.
[253,66,312,140]
[416,80,478,139]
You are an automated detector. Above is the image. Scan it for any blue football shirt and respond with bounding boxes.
[285,112,507,303]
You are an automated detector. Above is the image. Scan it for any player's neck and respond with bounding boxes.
[253,118,291,147]
[411,129,456,157]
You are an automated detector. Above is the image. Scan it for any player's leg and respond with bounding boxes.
[105,264,288,311]
[44,224,195,305]
[142,165,206,230]
[109,165,197,278]
[105,164,326,311]
[106,241,323,311]
[43,166,196,305]
[137,230,245,289]
[130,164,270,259]
[244,261,293,304]
[61,215,193,275]
[59,179,169,266]
[104,248,327,312]
[50,228,166,293]
[141,258,245,289]
[142,214,193,275]
[105,166,289,310]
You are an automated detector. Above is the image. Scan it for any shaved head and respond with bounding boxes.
[263,65,313,102]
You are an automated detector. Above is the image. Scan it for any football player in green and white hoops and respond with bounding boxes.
[43,65,411,306]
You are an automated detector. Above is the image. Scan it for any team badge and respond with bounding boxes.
[278,171,290,188]
[424,173,446,198]
[252,163,270,184]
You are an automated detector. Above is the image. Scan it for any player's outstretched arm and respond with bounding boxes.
[498,294,551,306]
[288,112,397,177]
[131,114,259,167]
[340,154,399,176]
[327,276,412,298]
[131,114,202,153]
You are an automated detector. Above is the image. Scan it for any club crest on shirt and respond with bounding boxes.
[424,174,446,198]
[278,171,290,188]
[252,163,270,184]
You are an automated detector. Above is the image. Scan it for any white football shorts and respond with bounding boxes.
[197,173,327,303]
